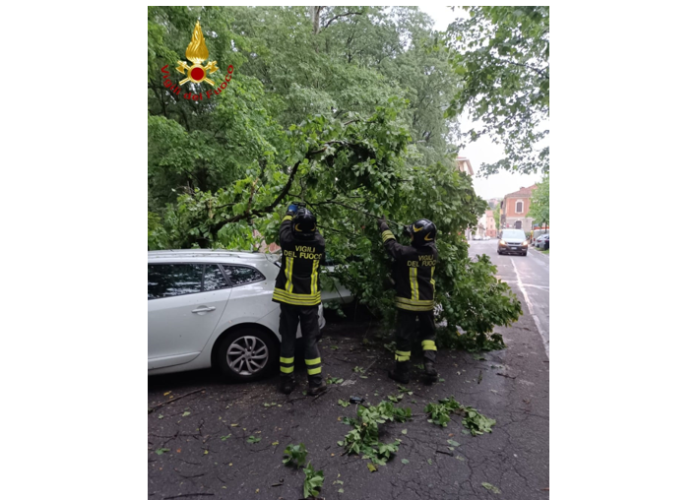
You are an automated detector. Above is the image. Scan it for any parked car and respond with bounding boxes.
[534,234,550,249]
[148,250,325,381]
[497,229,529,256]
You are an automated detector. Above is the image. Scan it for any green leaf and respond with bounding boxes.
[155,448,169,455]
[447,439,461,447]
[401,429,408,435]
[367,463,377,472]
[338,399,351,408]
[482,482,502,494]
[401,459,409,464]
[247,435,261,444]
[181,411,191,417]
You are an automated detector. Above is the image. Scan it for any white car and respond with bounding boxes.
[148,250,325,381]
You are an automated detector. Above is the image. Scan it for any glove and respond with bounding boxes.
[377,215,387,230]
[287,204,298,215]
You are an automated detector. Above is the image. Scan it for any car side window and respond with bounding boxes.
[222,265,265,286]
[148,264,202,299]
[203,264,229,291]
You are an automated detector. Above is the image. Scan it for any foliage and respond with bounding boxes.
[425,396,496,435]
[246,435,261,444]
[147,6,523,348]
[462,406,497,436]
[527,175,549,225]
[339,401,411,466]
[445,7,549,176]
[425,396,461,427]
[283,443,308,468]
[302,462,325,499]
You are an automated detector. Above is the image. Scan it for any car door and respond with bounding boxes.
[148,263,231,370]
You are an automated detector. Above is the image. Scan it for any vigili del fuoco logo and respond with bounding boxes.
[160,21,234,100]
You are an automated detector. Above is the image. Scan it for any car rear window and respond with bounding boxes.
[222,265,265,286]
[148,264,202,299]
[203,264,229,291]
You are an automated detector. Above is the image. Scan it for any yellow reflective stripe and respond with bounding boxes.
[395,296,434,305]
[430,266,435,292]
[395,302,434,312]
[382,230,395,242]
[280,356,294,364]
[410,267,419,300]
[283,215,293,222]
[305,357,321,365]
[395,350,411,362]
[273,289,321,303]
[285,257,294,292]
[307,367,322,375]
[422,340,437,351]
[280,365,294,374]
[311,259,320,295]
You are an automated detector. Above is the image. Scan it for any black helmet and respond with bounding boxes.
[292,208,317,240]
[408,218,437,247]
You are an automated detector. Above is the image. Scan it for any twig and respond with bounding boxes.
[436,449,454,456]
[148,390,205,414]
[496,372,516,380]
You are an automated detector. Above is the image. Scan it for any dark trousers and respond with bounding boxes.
[394,309,437,370]
[278,303,322,385]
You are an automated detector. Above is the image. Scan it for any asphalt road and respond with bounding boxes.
[148,244,549,500]
[469,239,550,357]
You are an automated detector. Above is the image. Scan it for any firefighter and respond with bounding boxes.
[273,204,327,396]
[378,216,439,384]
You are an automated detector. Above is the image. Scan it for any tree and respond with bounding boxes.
[148,7,522,350]
[445,7,549,177]
[527,175,549,226]
[493,203,501,231]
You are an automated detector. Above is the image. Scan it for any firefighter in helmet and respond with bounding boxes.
[273,204,327,396]
[378,216,439,384]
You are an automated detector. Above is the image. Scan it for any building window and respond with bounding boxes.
[515,221,522,229]
[515,200,524,213]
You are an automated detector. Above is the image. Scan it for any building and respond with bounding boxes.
[500,185,537,233]
[456,157,474,176]
[484,210,497,238]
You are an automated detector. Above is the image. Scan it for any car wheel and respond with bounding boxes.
[214,327,279,382]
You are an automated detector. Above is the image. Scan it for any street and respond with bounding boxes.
[469,239,550,357]
[148,244,550,500]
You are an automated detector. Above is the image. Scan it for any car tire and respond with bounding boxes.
[213,327,280,382]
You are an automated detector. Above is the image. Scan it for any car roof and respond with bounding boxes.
[148,249,274,262]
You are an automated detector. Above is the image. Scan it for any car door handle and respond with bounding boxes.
[192,306,216,314]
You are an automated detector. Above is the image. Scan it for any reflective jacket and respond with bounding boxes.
[380,221,438,312]
[272,214,326,306]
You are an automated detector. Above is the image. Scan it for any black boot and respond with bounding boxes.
[388,361,410,384]
[308,379,327,396]
[424,361,438,383]
[279,375,295,395]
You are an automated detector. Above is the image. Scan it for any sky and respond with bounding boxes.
[419,5,545,201]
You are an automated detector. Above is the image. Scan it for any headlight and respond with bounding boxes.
[522,240,528,246]
[499,239,506,246]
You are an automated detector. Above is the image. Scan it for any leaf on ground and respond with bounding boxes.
[230,423,239,427]
[157,414,164,419]
[271,441,279,446]
[338,399,351,408]
[182,411,191,417]
[482,482,502,494]
[247,436,261,444]
[401,429,408,435]
[427,458,433,465]
[367,463,377,472]
[163,391,171,396]
[338,488,344,493]
[401,459,409,464]
[155,448,169,455]
[220,434,232,441]
[455,455,465,461]
[447,439,461,447]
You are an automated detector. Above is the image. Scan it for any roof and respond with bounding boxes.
[148,249,269,261]
[455,157,474,176]
[504,184,538,199]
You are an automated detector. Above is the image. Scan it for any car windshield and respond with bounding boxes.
[502,230,526,240]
